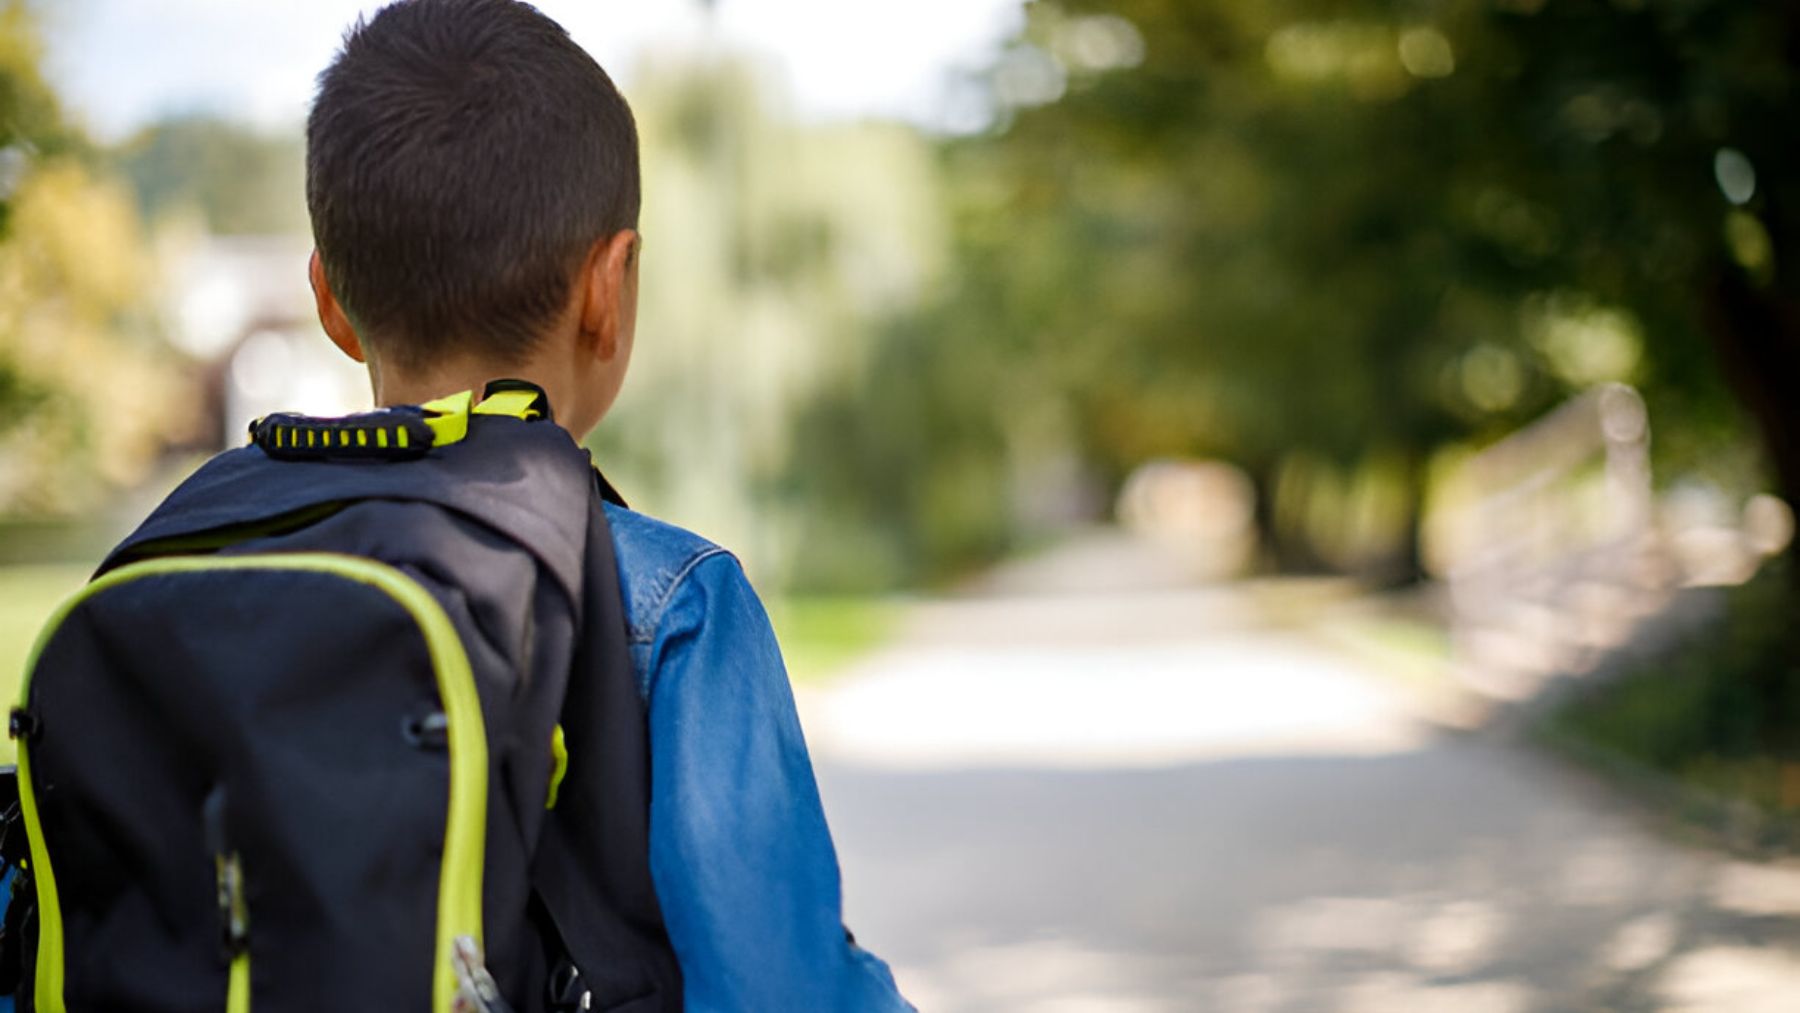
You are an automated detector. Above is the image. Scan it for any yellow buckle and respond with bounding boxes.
[418,390,474,447]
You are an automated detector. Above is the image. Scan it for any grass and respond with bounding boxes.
[1317,611,1452,689]
[1543,563,1800,839]
[767,595,900,684]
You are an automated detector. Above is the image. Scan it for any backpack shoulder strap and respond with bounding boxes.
[529,478,682,1010]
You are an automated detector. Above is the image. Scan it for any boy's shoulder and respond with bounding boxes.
[601,502,740,643]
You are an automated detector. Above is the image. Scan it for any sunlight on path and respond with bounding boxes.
[806,635,1428,770]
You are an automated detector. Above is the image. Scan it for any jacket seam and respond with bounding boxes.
[628,546,733,646]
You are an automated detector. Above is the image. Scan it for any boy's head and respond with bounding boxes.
[306,0,641,437]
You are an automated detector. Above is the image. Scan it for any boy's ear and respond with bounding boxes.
[309,250,366,364]
[578,229,640,361]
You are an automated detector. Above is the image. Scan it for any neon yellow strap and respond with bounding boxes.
[545,724,568,810]
[419,389,473,447]
[227,951,250,1013]
[472,389,542,421]
[13,747,62,1010]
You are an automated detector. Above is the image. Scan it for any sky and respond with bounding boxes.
[40,0,1027,141]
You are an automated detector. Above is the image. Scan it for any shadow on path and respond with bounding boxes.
[820,732,1800,1012]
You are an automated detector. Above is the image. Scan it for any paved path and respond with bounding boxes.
[797,584,1800,1012]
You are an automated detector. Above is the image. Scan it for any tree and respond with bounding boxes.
[0,1,193,515]
[110,115,309,235]
[587,58,946,587]
[831,0,1794,584]
[1470,1,1796,538]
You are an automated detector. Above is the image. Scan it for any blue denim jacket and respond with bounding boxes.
[605,503,913,1012]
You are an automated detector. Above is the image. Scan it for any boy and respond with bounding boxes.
[305,0,911,1009]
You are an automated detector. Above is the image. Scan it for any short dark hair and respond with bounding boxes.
[307,0,640,370]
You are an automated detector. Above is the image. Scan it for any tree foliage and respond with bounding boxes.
[795,0,1797,586]
[0,1,191,516]
[111,115,309,235]
[587,59,946,586]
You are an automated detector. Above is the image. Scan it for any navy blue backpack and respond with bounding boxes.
[0,381,679,1012]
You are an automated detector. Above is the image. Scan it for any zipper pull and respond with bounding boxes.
[451,935,515,1013]
[203,786,249,958]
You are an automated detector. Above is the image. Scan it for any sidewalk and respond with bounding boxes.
[799,563,1800,1011]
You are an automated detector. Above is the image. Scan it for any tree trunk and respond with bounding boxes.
[1704,266,1800,565]
[1703,263,1800,744]
[1370,450,1429,590]
[1249,461,1328,575]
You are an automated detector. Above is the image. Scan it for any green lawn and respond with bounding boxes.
[767,595,900,684]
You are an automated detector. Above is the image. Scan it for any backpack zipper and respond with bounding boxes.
[13,552,490,1013]
[219,851,250,1013]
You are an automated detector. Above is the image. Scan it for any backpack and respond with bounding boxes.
[0,381,681,1012]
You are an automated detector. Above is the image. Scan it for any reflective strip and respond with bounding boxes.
[545,724,568,810]
[396,427,409,449]
[357,430,368,447]
[473,389,541,421]
[378,428,389,448]
[17,553,487,1013]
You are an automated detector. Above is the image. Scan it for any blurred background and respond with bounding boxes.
[1,0,1798,1008]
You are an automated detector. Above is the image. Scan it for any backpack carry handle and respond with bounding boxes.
[250,381,554,464]
[250,407,438,461]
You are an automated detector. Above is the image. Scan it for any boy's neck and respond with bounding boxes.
[372,357,595,441]
[372,364,493,410]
